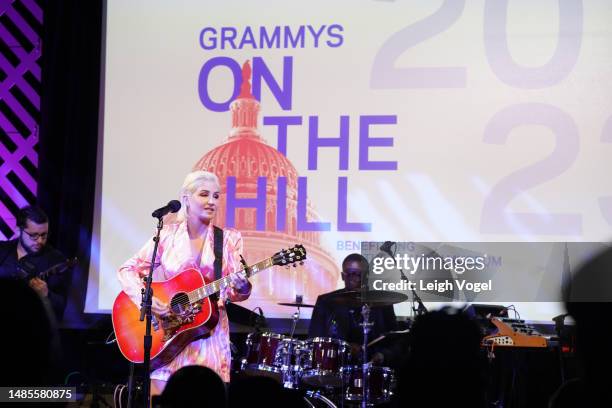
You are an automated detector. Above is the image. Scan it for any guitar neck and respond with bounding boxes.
[189,257,275,302]
[38,265,59,280]
[37,258,75,280]
[38,268,61,280]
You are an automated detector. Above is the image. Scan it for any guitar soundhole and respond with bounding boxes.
[170,292,190,314]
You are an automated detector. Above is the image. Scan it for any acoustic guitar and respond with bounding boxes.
[112,244,306,369]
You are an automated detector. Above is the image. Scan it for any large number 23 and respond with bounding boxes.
[371,0,584,235]
[480,104,581,235]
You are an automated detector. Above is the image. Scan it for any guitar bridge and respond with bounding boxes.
[160,302,202,341]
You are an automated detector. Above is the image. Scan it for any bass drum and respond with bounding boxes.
[303,391,337,408]
[341,365,395,404]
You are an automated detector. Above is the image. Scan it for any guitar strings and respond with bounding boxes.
[157,251,303,313]
[168,274,235,312]
[182,257,279,303]
[170,296,191,311]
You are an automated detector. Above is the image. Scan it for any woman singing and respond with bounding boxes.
[117,171,251,394]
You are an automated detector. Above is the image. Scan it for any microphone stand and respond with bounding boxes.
[136,216,164,408]
[553,313,569,383]
[396,245,432,318]
[126,362,135,408]
[397,265,427,317]
[360,304,373,408]
[411,288,427,316]
[382,243,428,317]
[253,307,264,333]
[283,295,303,389]
[283,306,301,389]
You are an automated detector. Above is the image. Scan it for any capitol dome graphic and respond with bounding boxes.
[192,61,340,316]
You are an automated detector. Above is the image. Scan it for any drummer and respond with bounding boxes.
[308,253,397,365]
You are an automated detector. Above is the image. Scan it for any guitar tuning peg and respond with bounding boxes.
[299,261,304,265]
[293,263,297,267]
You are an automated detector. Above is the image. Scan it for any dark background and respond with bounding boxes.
[38,0,103,328]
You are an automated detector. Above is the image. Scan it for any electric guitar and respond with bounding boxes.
[112,244,306,369]
[16,257,78,281]
[482,317,547,348]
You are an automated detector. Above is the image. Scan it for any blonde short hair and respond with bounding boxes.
[177,171,220,220]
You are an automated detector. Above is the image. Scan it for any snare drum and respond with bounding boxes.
[341,365,394,404]
[301,337,350,387]
[241,332,285,377]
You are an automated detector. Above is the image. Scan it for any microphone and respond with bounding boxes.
[254,307,266,331]
[151,200,181,218]
[380,241,395,256]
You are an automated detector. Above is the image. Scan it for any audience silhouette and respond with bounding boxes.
[396,307,487,408]
[551,246,612,408]
[155,365,226,407]
[0,278,61,387]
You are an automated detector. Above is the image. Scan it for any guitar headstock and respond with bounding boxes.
[66,257,79,268]
[272,244,307,268]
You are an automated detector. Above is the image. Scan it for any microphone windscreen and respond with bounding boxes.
[168,200,181,213]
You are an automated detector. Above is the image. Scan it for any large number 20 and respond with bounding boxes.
[480,104,581,235]
[370,0,466,89]
[484,0,582,88]
[370,0,582,89]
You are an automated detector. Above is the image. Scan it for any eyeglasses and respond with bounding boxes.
[21,230,49,241]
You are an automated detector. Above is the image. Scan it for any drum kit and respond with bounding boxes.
[239,290,408,407]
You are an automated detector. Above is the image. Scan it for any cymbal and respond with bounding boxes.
[226,302,264,327]
[277,302,315,308]
[328,290,408,307]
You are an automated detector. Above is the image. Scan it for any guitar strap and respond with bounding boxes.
[213,226,223,281]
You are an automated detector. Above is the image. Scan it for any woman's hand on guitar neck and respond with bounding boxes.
[151,297,170,316]
[230,273,251,294]
[228,273,252,301]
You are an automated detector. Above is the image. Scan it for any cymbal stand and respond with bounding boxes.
[282,305,301,389]
[360,304,373,408]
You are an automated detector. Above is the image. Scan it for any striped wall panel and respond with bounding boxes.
[0,0,42,239]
